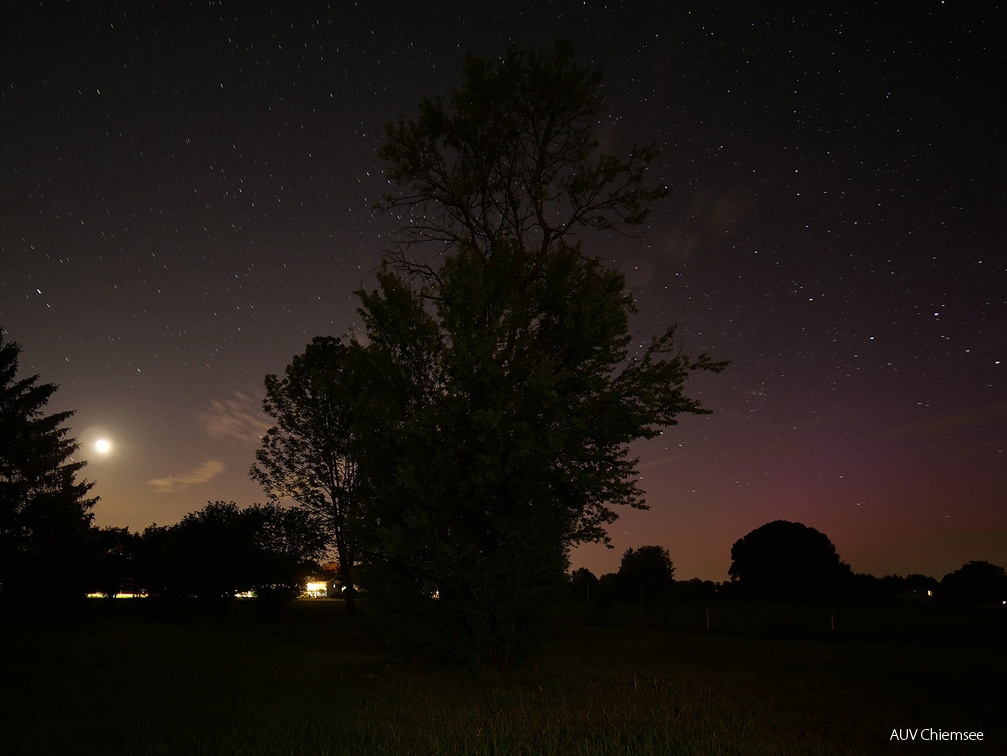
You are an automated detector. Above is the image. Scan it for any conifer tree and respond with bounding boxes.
[0,331,97,606]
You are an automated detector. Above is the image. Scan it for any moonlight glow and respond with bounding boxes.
[95,438,112,454]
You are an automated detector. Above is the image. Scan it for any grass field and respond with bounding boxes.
[2,599,1003,755]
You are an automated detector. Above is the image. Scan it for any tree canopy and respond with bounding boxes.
[0,331,97,607]
[617,545,676,601]
[940,560,1007,606]
[379,39,667,273]
[337,43,725,664]
[728,520,852,601]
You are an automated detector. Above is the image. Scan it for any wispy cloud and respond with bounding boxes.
[199,391,271,443]
[148,459,225,493]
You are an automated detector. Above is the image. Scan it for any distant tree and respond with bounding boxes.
[597,573,620,600]
[873,572,939,605]
[672,577,719,601]
[846,572,883,604]
[247,501,330,607]
[903,573,939,597]
[728,520,853,602]
[0,331,97,609]
[132,523,177,604]
[346,42,725,666]
[171,501,260,609]
[569,567,599,601]
[251,337,360,614]
[617,545,675,602]
[87,525,139,598]
[940,561,1007,606]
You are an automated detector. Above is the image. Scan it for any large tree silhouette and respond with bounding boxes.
[940,561,1007,606]
[346,42,725,664]
[728,520,852,601]
[0,331,97,608]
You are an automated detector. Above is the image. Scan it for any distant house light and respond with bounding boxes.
[304,581,328,598]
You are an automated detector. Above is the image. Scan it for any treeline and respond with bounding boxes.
[569,523,1007,608]
[89,501,330,612]
[2,500,331,617]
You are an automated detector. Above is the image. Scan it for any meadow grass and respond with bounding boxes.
[2,599,1002,755]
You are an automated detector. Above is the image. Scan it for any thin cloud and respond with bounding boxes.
[200,391,271,443]
[148,459,225,493]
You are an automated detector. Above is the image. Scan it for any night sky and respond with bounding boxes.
[3,2,1003,582]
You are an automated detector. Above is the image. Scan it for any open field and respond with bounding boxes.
[2,599,1003,755]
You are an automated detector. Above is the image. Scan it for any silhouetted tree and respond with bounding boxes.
[728,520,852,602]
[846,572,883,603]
[379,39,668,270]
[171,501,259,610]
[672,577,719,601]
[872,572,939,604]
[132,523,177,605]
[617,545,675,602]
[247,501,330,607]
[87,525,139,598]
[347,42,725,665]
[569,567,599,601]
[597,572,620,606]
[0,331,97,610]
[902,573,939,600]
[252,337,360,614]
[940,561,1007,606]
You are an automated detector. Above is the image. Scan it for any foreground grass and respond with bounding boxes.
[2,600,1002,755]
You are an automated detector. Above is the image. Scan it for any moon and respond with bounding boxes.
[95,438,112,454]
